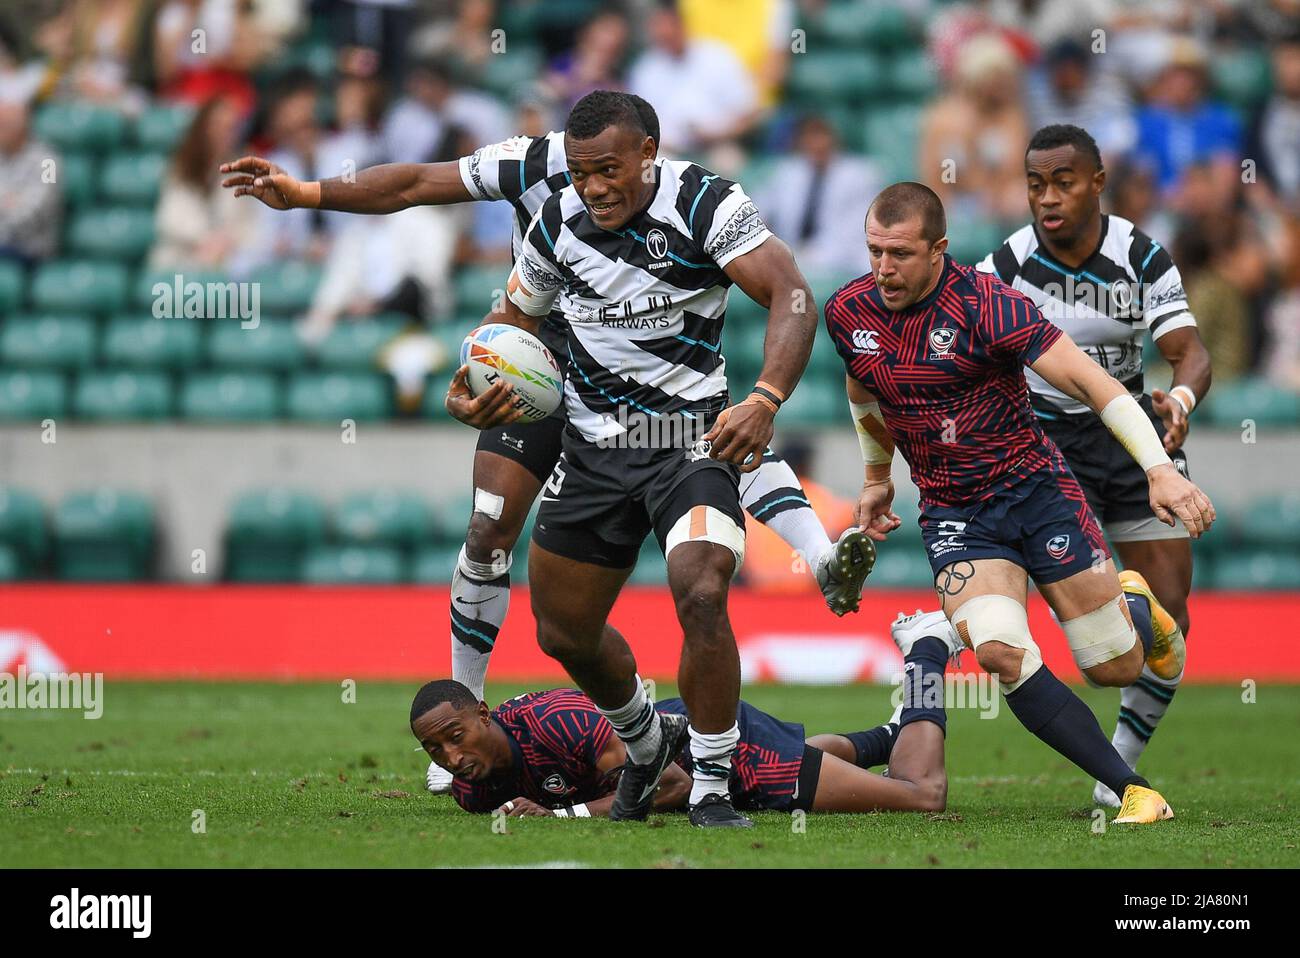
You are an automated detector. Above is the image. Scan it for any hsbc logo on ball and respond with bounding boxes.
[850,329,881,355]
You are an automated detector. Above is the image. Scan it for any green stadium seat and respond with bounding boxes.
[1211,550,1300,591]
[207,321,302,370]
[0,369,66,420]
[779,370,843,426]
[99,152,169,207]
[864,106,923,182]
[1235,493,1300,550]
[0,259,22,313]
[52,489,155,581]
[57,152,98,208]
[102,316,204,369]
[887,50,939,101]
[300,545,406,584]
[0,486,48,576]
[73,370,172,420]
[315,315,408,369]
[0,544,18,582]
[946,218,1004,266]
[334,489,436,549]
[133,104,196,152]
[33,102,127,152]
[0,315,97,369]
[786,51,885,107]
[1212,49,1272,109]
[1204,377,1300,428]
[628,538,668,585]
[817,1,916,50]
[285,371,392,422]
[420,371,457,420]
[67,207,156,262]
[479,47,544,97]
[31,260,129,314]
[253,261,322,314]
[224,488,327,582]
[179,371,281,421]
[411,544,463,584]
[454,265,509,317]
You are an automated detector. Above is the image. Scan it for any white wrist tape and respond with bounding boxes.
[1170,385,1197,415]
[553,803,590,818]
[1099,394,1172,472]
[849,399,894,465]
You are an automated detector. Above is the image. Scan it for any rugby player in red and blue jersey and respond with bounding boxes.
[824,182,1216,824]
[410,610,962,820]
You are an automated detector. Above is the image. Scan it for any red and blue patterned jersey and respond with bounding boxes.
[824,256,1065,508]
[451,689,616,814]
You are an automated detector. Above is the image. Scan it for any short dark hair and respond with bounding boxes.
[1026,123,1103,171]
[866,181,947,244]
[566,89,649,142]
[410,679,479,724]
[624,92,660,147]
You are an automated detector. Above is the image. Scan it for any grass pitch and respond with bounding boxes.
[2,682,1297,868]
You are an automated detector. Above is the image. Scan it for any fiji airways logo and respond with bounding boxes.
[928,327,957,359]
[850,329,881,355]
[1046,535,1071,560]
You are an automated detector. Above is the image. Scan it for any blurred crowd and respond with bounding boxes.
[1,0,1299,390]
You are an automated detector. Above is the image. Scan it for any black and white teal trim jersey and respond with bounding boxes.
[507,159,773,443]
[976,215,1196,416]
[458,131,570,261]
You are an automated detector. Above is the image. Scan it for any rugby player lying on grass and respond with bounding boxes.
[410,611,961,819]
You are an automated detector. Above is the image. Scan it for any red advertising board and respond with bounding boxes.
[0,585,1293,682]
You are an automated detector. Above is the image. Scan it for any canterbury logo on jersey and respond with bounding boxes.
[851,329,881,354]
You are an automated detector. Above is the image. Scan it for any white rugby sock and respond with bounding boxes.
[688,722,739,806]
[740,457,833,570]
[449,545,510,701]
[598,676,662,765]
[1113,663,1182,768]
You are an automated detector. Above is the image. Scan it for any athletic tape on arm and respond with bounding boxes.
[849,400,894,465]
[1099,394,1172,472]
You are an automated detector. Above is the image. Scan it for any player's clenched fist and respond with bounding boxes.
[220,155,316,210]
[855,478,902,542]
[1147,465,1215,538]
[704,398,774,473]
[445,366,525,430]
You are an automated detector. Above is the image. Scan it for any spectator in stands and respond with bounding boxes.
[1106,160,1174,248]
[334,0,415,89]
[317,71,386,233]
[740,440,854,595]
[541,9,630,111]
[919,31,1029,226]
[1026,38,1136,164]
[0,93,61,266]
[627,0,758,156]
[1133,38,1243,203]
[381,59,508,163]
[153,0,266,118]
[1247,31,1300,210]
[757,115,880,275]
[149,95,254,271]
[1173,213,1269,383]
[412,0,498,88]
[679,0,793,112]
[1264,214,1300,393]
[37,0,151,110]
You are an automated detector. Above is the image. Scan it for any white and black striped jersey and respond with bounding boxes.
[507,159,773,443]
[458,131,571,259]
[976,215,1195,416]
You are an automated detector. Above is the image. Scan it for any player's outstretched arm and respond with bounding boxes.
[704,238,817,472]
[1030,335,1215,537]
[1151,326,1212,454]
[220,156,473,213]
[846,376,902,542]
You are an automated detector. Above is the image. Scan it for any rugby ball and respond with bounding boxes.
[460,324,563,423]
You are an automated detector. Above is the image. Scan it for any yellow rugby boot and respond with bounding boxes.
[1113,783,1175,824]
[1119,569,1186,680]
